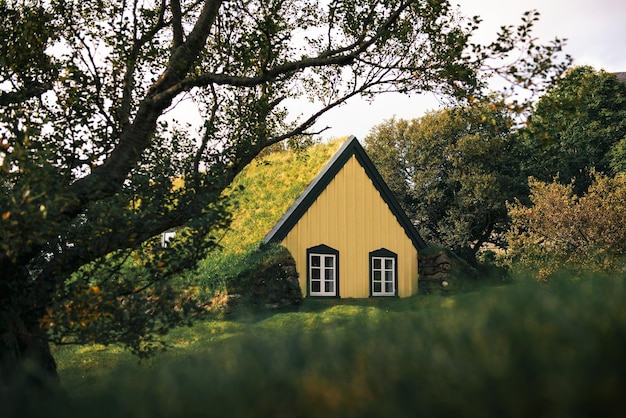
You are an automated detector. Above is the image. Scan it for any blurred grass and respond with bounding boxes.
[30,273,626,418]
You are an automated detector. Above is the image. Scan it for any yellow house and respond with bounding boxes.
[263,136,427,298]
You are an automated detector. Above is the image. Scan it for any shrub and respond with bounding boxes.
[506,173,626,280]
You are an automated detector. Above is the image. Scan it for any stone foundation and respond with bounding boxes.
[418,248,477,294]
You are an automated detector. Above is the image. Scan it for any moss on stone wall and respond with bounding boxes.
[226,243,302,311]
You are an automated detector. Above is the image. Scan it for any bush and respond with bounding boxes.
[506,173,626,280]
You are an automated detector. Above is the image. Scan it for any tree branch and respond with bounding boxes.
[0,82,52,106]
[71,0,223,208]
[158,0,411,101]
[171,0,184,47]
[118,0,169,129]
[194,85,221,175]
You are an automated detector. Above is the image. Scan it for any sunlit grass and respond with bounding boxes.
[52,285,498,388]
[211,139,344,254]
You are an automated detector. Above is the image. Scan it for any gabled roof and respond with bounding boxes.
[263,136,427,250]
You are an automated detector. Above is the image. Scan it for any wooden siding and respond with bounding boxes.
[281,155,419,298]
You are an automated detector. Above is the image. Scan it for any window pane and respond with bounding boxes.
[374,282,381,293]
[385,282,394,293]
[325,269,334,280]
[311,268,320,280]
[373,258,381,269]
[311,255,321,267]
[373,271,381,282]
[311,281,320,293]
[325,281,334,293]
[385,259,393,270]
[385,271,393,282]
[324,256,334,268]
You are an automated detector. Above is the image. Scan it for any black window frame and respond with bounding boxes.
[306,244,340,298]
[369,248,398,297]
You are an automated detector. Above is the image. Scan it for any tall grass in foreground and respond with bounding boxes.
[5,274,626,418]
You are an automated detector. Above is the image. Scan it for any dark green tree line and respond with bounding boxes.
[504,67,626,278]
[518,66,626,193]
[366,66,626,268]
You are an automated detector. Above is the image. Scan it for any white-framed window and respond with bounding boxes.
[307,244,339,297]
[370,248,397,297]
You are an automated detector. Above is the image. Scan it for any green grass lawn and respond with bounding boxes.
[10,275,626,418]
[53,290,449,392]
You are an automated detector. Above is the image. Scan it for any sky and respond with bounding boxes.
[299,0,626,141]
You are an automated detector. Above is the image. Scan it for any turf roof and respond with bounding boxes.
[219,136,426,254]
[216,138,345,253]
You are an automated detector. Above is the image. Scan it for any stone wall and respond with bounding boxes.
[227,245,302,311]
[418,248,477,294]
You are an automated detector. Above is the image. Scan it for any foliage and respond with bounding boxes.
[518,66,626,194]
[506,172,626,280]
[181,141,345,311]
[0,0,58,107]
[609,135,626,174]
[5,274,626,418]
[0,0,572,383]
[365,101,527,262]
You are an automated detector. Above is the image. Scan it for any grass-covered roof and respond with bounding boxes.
[215,139,345,254]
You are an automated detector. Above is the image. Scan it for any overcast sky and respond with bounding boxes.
[303,0,626,141]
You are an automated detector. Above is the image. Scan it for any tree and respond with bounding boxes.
[506,173,626,280]
[609,136,626,174]
[365,101,527,263]
[519,66,626,194]
[0,0,569,384]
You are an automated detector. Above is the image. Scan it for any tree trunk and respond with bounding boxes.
[0,260,59,388]
[0,310,58,388]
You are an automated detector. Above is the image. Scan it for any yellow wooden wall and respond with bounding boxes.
[281,155,419,298]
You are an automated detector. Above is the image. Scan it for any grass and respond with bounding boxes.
[172,139,351,312]
[208,139,344,254]
[53,291,449,392]
[191,139,345,294]
[22,273,624,418]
